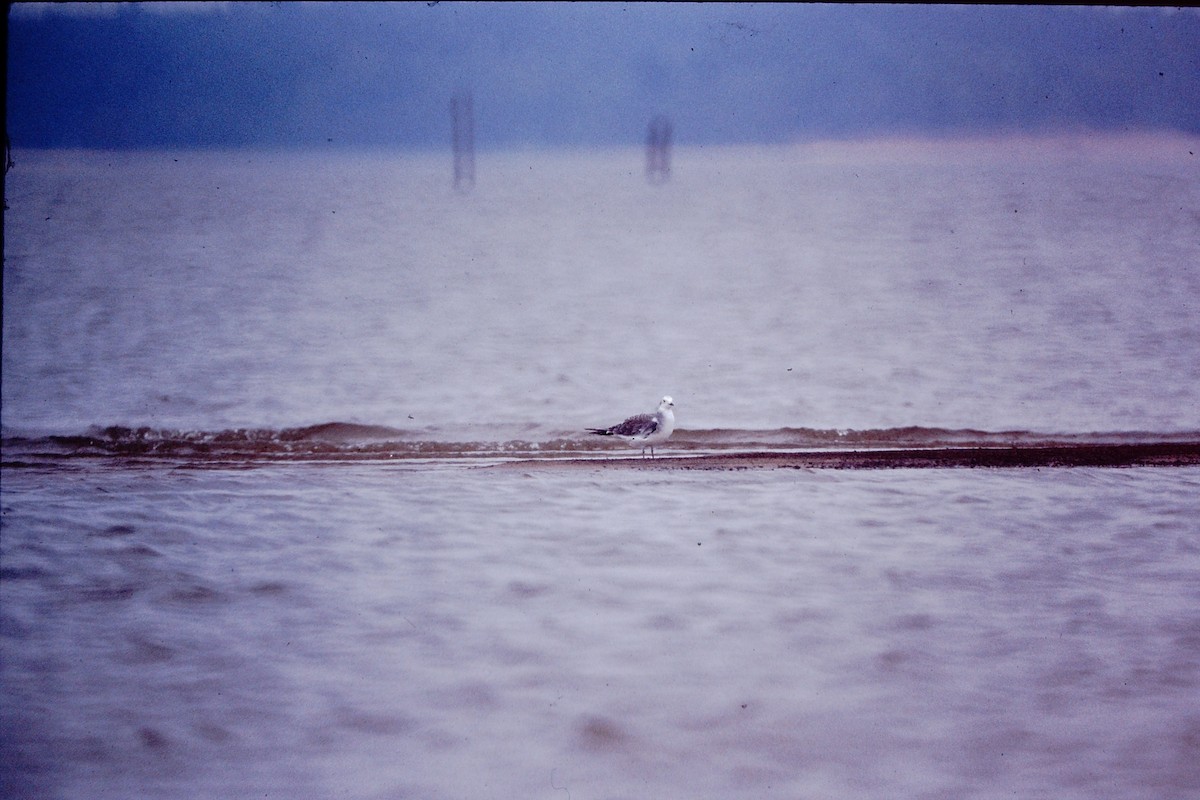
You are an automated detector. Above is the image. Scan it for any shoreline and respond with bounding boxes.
[496,443,1200,471]
[3,442,1199,470]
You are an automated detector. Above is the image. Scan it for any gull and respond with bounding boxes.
[586,396,676,457]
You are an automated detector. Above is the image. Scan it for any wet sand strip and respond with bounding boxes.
[504,442,1200,470]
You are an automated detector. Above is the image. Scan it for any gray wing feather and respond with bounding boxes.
[610,413,657,437]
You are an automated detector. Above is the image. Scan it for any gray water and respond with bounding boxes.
[4,136,1200,436]
[3,136,1200,798]
[3,464,1199,799]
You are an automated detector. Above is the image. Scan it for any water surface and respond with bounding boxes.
[3,463,1199,799]
[3,136,1199,798]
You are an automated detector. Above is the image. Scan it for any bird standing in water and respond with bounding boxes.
[586,396,675,457]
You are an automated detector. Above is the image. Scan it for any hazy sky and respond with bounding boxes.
[7,2,1200,150]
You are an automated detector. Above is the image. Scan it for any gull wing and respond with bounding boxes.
[610,413,657,437]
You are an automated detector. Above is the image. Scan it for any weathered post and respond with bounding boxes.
[451,91,475,192]
[645,115,672,184]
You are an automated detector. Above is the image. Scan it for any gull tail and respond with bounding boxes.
[586,428,613,436]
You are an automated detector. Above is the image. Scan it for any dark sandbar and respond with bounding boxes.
[501,443,1200,470]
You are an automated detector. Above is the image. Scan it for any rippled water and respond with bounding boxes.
[3,136,1200,798]
[3,463,1199,799]
[4,136,1200,437]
